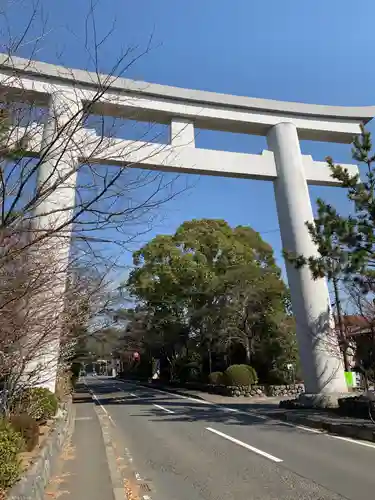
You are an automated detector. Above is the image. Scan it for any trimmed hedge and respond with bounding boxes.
[224,364,258,387]
[208,371,225,385]
[0,419,24,489]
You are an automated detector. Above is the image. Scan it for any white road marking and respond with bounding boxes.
[136,383,271,422]
[143,385,212,405]
[75,416,93,421]
[130,393,137,397]
[296,425,322,434]
[116,379,375,449]
[153,404,175,414]
[206,427,283,463]
[108,415,116,426]
[247,412,268,420]
[90,391,108,415]
[328,434,375,448]
[280,421,297,428]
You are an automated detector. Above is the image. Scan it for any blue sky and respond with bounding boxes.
[8,0,375,282]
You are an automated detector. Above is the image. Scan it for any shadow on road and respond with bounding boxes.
[74,379,321,436]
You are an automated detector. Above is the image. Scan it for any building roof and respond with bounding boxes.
[337,315,375,337]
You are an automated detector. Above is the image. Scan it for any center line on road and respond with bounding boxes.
[206,427,283,463]
[153,404,175,414]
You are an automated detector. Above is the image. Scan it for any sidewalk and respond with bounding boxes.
[137,381,375,443]
[44,385,117,500]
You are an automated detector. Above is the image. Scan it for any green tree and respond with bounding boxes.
[127,219,297,381]
[289,126,375,288]
[216,264,294,372]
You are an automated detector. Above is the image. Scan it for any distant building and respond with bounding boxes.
[335,315,375,372]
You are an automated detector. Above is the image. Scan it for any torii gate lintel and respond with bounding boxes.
[2,54,374,400]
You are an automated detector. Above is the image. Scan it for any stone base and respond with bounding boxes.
[298,392,352,409]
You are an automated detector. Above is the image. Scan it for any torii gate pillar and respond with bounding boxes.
[268,122,347,398]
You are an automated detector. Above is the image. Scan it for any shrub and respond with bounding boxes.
[223,364,258,387]
[0,419,24,489]
[10,414,39,452]
[12,387,58,422]
[208,371,225,385]
[244,365,258,384]
[178,361,201,383]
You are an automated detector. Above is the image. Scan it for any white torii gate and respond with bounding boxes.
[1,54,374,401]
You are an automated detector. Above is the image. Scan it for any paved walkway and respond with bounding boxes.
[44,385,117,500]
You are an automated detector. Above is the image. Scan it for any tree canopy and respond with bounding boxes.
[126,219,298,383]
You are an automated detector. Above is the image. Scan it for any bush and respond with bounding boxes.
[178,361,201,383]
[208,371,225,385]
[0,419,24,489]
[223,364,258,387]
[10,414,39,452]
[12,387,58,422]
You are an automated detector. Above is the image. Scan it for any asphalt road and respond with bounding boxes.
[84,376,375,500]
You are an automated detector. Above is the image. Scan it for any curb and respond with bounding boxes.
[8,397,75,500]
[96,412,126,500]
[90,394,126,500]
[266,410,375,443]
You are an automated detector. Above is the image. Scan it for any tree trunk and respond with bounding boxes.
[244,337,251,365]
[333,276,350,372]
[208,345,212,374]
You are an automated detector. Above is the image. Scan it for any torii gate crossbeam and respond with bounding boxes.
[1,54,374,403]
